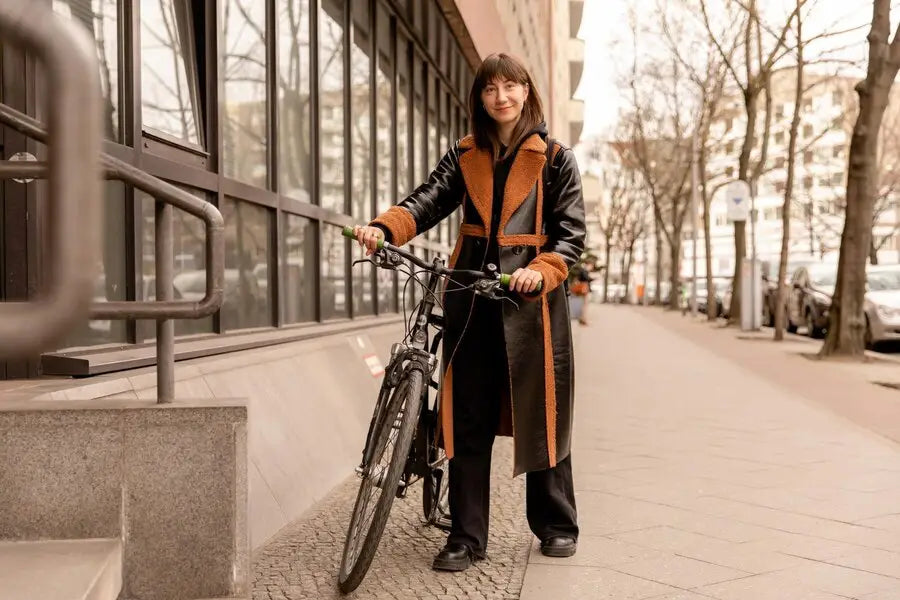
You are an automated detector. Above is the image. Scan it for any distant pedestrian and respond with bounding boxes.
[353,52,584,572]
[570,261,593,325]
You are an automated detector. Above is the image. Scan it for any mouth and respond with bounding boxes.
[495,106,512,112]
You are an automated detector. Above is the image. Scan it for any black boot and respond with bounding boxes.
[540,536,577,558]
[432,542,476,572]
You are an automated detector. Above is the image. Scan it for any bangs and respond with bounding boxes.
[474,54,529,88]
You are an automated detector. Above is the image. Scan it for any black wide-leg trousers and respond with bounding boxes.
[445,297,578,558]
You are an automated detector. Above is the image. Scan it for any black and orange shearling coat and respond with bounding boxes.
[371,132,586,476]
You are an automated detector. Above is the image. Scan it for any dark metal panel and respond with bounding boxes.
[221,178,278,209]
[141,153,219,192]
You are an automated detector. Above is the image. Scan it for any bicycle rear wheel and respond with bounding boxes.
[338,368,424,593]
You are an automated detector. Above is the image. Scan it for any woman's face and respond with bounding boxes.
[481,77,529,126]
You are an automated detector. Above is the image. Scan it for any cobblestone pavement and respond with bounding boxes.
[253,438,532,600]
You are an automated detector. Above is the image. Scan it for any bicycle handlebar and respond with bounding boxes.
[342,226,543,292]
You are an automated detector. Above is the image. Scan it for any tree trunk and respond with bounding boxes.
[623,247,634,302]
[870,236,880,264]
[668,231,683,310]
[775,6,803,342]
[701,138,715,320]
[728,86,757,323]
[655,213,664,304]
[821,0,897,357]
[603,242,612,303]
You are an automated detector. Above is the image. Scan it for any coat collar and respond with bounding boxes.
[458,134,547,234]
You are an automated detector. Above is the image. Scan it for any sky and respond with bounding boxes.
[576,0,878,140]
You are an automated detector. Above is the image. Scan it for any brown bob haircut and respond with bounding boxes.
[468,53,544,162]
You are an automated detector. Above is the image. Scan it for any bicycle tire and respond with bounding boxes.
[338,368,424,593]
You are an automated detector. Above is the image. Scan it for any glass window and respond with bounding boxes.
[223,0,267,187]
[140,0,203,145]
[278,0,312,202]
[53,0,119,140]
[397,40,411,198]
[414,58,426,184]
[376,13,394,215]
[322,225,348,319]
[350,3,372,222]
[282,213,316,323]
[221,198,272,330]
[62,182,129,348]
[351,2,374,317]
[376,11,398,313]
[139,188,213,338]
[352,243,375,316]
[319,0,346,213]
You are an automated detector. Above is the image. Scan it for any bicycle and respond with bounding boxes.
[336,225,540,593]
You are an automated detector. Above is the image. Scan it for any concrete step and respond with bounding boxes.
[0,538,122,600]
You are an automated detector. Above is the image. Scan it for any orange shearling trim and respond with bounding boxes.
[370,206,417,247]
[458,146,494,230]
[541,298,558,467]
[459,223,487,237]
[499,134,546,235]
[524,252,568,301]
[497,234,548,247]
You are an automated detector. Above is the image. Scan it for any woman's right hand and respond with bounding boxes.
[353,225,385,256]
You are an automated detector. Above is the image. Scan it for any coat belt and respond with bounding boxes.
[457,224,548,248]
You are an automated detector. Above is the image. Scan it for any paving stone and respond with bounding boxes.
[253,438,531,599]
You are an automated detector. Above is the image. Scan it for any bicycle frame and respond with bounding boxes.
[350,237,511,488]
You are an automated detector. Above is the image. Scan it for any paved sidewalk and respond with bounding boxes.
[253,437,532,600]
[521,305,900,600]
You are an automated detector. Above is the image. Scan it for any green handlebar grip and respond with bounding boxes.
[499,273,543,292]
[342,225,385,249]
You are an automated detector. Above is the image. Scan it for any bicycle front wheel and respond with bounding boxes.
[338,368,424,593]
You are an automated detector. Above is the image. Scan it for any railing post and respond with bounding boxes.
[156,201,175,403]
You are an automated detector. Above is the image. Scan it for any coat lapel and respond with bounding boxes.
[500,133,546,235]
[458,133,547,234]
[458,136,493,230]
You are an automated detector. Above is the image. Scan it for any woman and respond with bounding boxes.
[353,53,585,572]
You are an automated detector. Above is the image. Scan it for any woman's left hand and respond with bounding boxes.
[508,267,543,294]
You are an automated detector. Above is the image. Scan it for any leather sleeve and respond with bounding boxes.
[526,146,586,298]
[369,142,464,246]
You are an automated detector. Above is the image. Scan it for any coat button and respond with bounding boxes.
[513,245,525,255]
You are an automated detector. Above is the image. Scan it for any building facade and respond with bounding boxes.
[0,0,584,378]
[697,68,900,278]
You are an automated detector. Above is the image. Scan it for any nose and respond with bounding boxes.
[496,89,509,105]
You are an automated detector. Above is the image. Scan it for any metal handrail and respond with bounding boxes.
[0,4,224,403]
[0,106,226,320]
[0,1,102,360]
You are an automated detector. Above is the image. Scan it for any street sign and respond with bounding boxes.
[725,180,751,222]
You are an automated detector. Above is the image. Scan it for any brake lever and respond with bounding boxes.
[353,248,403,270]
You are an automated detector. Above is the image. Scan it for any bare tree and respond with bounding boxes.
[618,196,651,301]
[774,1,805,341]
[596,158,629,302]
[822,1,900,357]
[660,0,735,319]
[700,0,805,324]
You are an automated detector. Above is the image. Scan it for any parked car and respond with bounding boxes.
[864,265,900,347]
[681,277,728,316]
[787,263,837,337]
[762,257,818,326]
